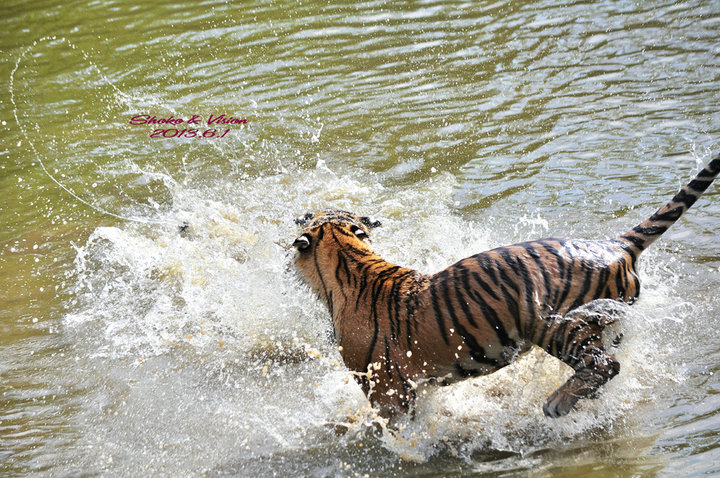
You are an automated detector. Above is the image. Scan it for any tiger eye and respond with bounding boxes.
[293,234,310,250]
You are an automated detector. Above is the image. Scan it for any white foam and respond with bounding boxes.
[63,160,688,465]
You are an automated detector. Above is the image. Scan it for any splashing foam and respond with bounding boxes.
[63,160,686,464]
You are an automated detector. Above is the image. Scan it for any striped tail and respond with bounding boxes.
[619,153,720,251]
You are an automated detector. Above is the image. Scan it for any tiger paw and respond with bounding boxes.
[542,389,580,418]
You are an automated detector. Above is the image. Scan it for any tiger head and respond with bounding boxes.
[292,209,381,295]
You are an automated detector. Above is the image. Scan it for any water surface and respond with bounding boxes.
[1,1,719,476]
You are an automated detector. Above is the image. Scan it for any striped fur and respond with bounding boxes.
[293,154,719,418]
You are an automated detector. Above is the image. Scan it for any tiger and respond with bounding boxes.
[292,154,720,419]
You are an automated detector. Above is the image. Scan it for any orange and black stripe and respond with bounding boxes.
[293,154,719,419]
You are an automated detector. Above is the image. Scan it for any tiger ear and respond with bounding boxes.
[295,213,314,226]
[351,225,367,238]
[360,216,381,228]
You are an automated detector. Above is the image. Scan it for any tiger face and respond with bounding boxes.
[292,210,381,296]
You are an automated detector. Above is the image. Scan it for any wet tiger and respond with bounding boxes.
[292,154,720,419]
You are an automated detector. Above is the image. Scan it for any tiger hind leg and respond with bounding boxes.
[534,312,620,418]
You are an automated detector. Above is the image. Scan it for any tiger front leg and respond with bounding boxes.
[535,315,621,418]
[355,363,416,420]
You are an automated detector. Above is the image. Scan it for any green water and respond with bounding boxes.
[1,1,719,476]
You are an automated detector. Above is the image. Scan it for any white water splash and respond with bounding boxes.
[60,159,688,471]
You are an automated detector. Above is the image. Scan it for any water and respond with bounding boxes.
[1,0,719,476]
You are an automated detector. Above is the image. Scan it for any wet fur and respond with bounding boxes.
[293,155,719,419]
